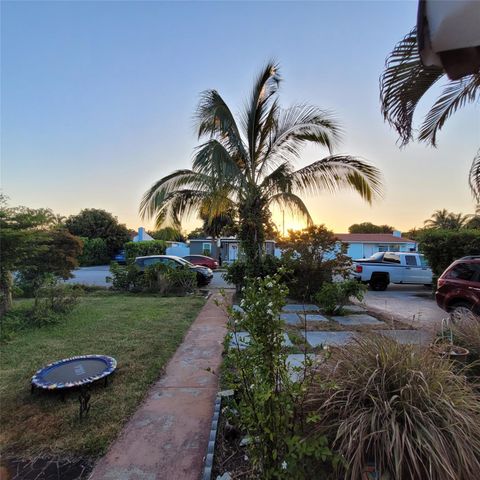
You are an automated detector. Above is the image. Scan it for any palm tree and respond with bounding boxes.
[424,209,470,230]
[141,62,383,270]
[380,28,480,196]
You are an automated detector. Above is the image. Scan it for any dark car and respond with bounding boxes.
[183,255,219,270]
[114,249,126,265]
[435,256,480,314]
[134,255,213,286]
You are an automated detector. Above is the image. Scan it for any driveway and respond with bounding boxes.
[360,284,446,333]
[209,270,234,289]
[65,265,111,287]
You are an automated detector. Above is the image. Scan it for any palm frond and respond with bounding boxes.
[260,162,294,195]
[419,76,480,146]
[292,155,384,203]
[243,60,281,170]
[380,27,444,145]
[139,170,210,220]
[268,192,313,224]
[469,150,480,202]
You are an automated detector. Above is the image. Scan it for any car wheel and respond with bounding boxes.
[369,274,389,291]
[449,301,474,320]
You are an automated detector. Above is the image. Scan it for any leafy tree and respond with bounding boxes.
[424,209,470,230]
[141,62,383,273]
[65,208,130,257]
[78,237,109,266]
[187,227,207,239]
[418,229,480,276]
[0,199,82,315]
[380,28,479,199]
[199,208,237,238]
[348,222,395,234]
[279,224,351,299]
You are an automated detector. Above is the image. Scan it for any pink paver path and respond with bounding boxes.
[89,292,229,480]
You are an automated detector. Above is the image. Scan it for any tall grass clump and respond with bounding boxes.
[307,335,480,480]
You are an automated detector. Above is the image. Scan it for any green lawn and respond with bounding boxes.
[0,293,205,458]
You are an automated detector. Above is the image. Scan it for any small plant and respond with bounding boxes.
[31,275,80,326]
[315,279,366,315]
[307,335,480,479]
[222,271,333,479]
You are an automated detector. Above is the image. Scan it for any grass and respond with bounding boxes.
[0,293,205,459]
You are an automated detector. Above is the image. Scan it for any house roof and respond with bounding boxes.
[335,233,416,244]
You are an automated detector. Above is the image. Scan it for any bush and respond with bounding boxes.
[124,240,167,263]
[451,309,480,374]
[78,237,110,266]
[279,225,352,300]
[308,335,480,479]
[315,280,366,315]
[31,276,80,326]
[222,272,333,479]
[223,255,284,292]
[418,229,480,276]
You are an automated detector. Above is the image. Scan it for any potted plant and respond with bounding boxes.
[430,318,470,363]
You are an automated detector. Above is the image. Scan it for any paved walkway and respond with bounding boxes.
[89,292,229,480]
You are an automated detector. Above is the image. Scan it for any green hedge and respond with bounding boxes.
[418,229,480,276]
[78,237,110,266]
[124,240,167,263]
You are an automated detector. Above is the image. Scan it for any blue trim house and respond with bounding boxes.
[335,231,417,259]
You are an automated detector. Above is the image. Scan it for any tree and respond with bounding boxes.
[424,209,470,230]
[348,222,395,234]
[65,208,130,257]
[141,62,383,273]
[0,199,82,315]
[380,28,479,198]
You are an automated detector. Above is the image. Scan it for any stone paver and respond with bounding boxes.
[377,329,432,345]
[283,304,319,312]
[89,293,228,480]
[232,305,244,313]
[298,313,329,323]
[280,313,300,325]
[302,331,356,347]
[332,314,385,326]
[286,354,315,382]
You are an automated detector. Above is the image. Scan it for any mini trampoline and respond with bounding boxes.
[31,355,117,390]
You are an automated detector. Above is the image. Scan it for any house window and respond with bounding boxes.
[202,242,212,256]
[378,245,388,252]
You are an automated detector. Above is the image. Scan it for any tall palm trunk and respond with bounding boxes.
[238,190,267,275]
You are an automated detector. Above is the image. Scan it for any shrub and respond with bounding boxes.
[279,225,352,300]
[223,255,284,292]
[124,240,166,263]
[222,272,333,479]
[78,237,110,266]
[418,229,480,276]
[450,309,480,373]
[308,335,480,480]
[315,280,366,315]
[165,267,196,294]
[31,275,80,326]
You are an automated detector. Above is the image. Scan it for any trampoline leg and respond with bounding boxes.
[79,387,91,419]
[31,384,35,395]
[104,377,108,387]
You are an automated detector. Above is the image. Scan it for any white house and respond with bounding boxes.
[335,231,417,259]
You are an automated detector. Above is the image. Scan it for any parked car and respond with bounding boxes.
[435,256,480,314]
[351,252,432,291]
[183,254,218,269]
[114,249,126,265]
[134,255,213,286]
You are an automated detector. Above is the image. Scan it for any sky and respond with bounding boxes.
[1,0,479,235]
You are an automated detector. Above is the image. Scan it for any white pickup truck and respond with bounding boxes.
[351,252,433,291]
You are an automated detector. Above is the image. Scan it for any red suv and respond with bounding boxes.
[436,256,480,313]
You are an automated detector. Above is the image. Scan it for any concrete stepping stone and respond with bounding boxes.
[280,313,300,325]
[232,305,244,313]
[377,329,432,345]
[283,304,319,313]
[286,354,315,382]
[332,314,385,326]
[298,313,329,323]
[302,331,356,347]
[230,332,293,349]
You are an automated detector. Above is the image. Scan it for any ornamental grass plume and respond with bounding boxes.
[307,334,480,480]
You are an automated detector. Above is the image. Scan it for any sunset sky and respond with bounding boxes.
[2,1,479,235]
